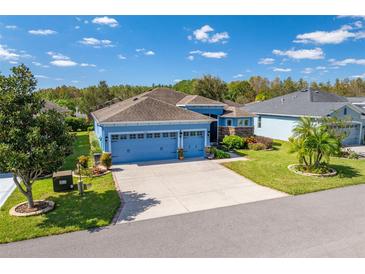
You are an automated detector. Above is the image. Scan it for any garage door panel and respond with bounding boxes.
[183,131,205,158]
[111,132,178,163]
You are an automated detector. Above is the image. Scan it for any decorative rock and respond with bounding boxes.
[9,200,55,217]
[287,164,337,177]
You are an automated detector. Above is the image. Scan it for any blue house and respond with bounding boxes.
[244,89,365,145]
[92,88,254,163]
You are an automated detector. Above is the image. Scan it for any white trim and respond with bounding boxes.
[252,112,322,118]
[99,120,214,126]
[108,130,180,154]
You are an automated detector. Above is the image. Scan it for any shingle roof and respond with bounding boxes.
[347,97,365,103]
[142,88,188,105]
[176,95,225,106]
[221,106,254,118]
[244,89,361,117]
[43,100,70,114]
[223,99,244,107]
[92,95,215,123]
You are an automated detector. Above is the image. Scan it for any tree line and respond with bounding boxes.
[37,75,365,116]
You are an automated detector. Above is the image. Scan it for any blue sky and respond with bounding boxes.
[1,15,365,88]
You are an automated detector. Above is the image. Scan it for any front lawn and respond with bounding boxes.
[0,131,120,244]
[223,140,365,195]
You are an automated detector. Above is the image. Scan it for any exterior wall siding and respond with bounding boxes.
[100,122,211,152]
[253,115,299,141]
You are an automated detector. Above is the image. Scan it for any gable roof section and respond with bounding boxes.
[244,89,360,117]
[221,106,254,118]
[142,88,188,105]
[43,100,70,114]
[92,96,215,124]
[176,94,225,106]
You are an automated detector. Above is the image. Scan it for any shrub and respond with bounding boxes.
[222,135,245,150]
[210,147,231,159]
[65,117,91,132]
[255,136,273,149]
[245,136,257,144]
[248,143,266,151]
[89,131,102,154]
[78,155,89,169]
[101,152,112,169]
[87,125,94,132]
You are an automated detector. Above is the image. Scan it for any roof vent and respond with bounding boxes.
[281,98,285,104]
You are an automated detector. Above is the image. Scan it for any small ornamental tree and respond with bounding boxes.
[0,65,74,209]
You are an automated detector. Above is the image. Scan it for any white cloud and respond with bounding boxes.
[189,50,227,59]
[273,67,291,72]
[330,58,365,66]
[32,61,49,68]
[46,51,70,60]
[173,79,182,83]
[301,67,314,74]
[0,44,20,60]
[9,61,18,64]
[98,68,106,72]
[79,37,114,48]
[273,47,324,60]
[135,48,155,56]
[316,66,327,70]
[75,26,80,30]
[71,80,80,83]
[258,58,275,65]
[80,63,96,67]
[117,54,127,60]
[50,60,78,67]
[28,29,57,35]
[5,25,17,29]
[35,75,49,79]
[352,72,365,78]
[191,25,229,43]
[187,55,194,61]
[92,16,119,28]
[233,73,244,78]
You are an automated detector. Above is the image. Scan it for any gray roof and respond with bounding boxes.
[221,106,253,118]
[176,95,225,106]
[142,88,187,105]
[43,100,70,114]
[244,89,362,117]
[223,99,244,107]
[92,95,215,123]
[347,97,365,103]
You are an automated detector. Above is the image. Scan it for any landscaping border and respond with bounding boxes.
[287,164,337,177]
[9,200,55,217]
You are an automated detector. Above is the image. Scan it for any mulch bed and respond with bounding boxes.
[14,201,50,214]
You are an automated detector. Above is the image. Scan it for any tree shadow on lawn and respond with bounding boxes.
[330,164,362,178]
[37,189,120,233]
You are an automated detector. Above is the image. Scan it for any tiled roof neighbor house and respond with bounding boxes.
[91,88,254,163]
[245,89,365,145]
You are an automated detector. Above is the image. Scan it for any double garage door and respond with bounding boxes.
[111,130,205,163]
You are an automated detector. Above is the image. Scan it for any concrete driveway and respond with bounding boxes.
[113,158,287,223]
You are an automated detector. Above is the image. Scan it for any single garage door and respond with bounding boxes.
[183,131,205,158]
[111,132,178,163]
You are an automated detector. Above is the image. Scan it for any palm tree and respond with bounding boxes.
[292,116,316,140]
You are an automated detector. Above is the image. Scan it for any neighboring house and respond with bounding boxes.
[92,88,254,163]
[244,89,365,145]
[42,100,70,115]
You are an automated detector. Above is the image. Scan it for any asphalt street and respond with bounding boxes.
[1,184,365,257]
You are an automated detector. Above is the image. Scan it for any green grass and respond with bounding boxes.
[61,131,91,170]
[0,132,120,244]
[223,140,365,195]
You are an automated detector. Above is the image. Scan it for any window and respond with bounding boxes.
[163,132,169,138]
[226,119,233,127]
[137,133,144,139]
[154,133,160,138]
[169,132,177,138]
[344,107,347,115]
[129,134,136,139]
[238,119,244,127]
[183,132,189,137]
[146,133,153,138]
[197,131,203,136]
[120,134,127,140]
[190,131,196,136]
[258,116,262,128]
[111,135,119,141]
[244,119,249,126]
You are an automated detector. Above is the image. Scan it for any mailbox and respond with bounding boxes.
[52,170,74,192]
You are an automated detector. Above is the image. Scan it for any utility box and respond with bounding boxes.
[52,170,74,192]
